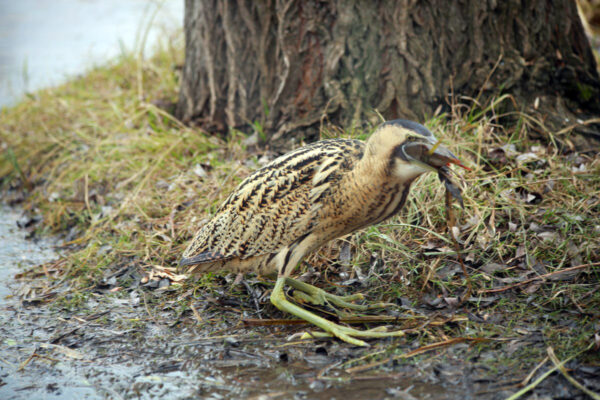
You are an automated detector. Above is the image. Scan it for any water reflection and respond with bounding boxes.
[0,0,183,108]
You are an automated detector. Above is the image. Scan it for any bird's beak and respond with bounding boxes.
[402,139,470,171]
[426,141,470,170]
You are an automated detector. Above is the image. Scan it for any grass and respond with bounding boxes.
[1,33,599,381]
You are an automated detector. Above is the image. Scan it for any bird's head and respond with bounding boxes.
[365,119,467,181]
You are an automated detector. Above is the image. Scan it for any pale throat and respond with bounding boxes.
[392,160,429,182]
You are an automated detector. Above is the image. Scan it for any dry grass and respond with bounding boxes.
[1,33,599,378]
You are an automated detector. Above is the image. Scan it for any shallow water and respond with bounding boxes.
[0,207,470,399]
[0,206,58,298]
[0,206,91,398]
[0,0,183,107]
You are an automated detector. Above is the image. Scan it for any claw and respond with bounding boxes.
[272,277,404,346]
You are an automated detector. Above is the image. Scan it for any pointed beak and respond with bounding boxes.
[426,141,470,170]
[402,138,470,171]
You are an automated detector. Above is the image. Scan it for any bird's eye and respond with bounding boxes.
[404,135,424,143]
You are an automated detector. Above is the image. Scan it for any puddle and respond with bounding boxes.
[0,0,183,108]
[0,207,472,399]
[0,206,57,298]
[0,206,92,398]
[3,205,593,399]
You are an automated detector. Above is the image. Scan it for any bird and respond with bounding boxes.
[180,119,466,346]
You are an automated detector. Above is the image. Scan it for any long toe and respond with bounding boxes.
[300,324,405,345]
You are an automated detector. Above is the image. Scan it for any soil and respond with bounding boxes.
[1,206,598,400]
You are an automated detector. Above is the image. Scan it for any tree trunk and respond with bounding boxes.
[176,0,600,149]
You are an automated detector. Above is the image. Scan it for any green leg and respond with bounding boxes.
[271,277,405,346]
[284,277,394,312]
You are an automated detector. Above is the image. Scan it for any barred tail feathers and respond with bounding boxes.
[184,253,275,275]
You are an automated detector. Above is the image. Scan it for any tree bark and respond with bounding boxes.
[177,0,600,149]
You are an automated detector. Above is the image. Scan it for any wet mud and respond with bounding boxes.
[0,206,462,399]
[1,206,598,399]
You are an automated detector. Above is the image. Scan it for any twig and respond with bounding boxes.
[338,314,467,325]
[317,360,343,379]
[346,337,485,374]
[505,343,594,400]
[50,326,83,344]
[242,279,263,318]
[0,356,15,367]
[49,310,109,344]
[445,188,472,303]
[520,356,548,387]
[421,258,441,291]
[338,315,402,324]
[338,349,387,371]
[189,302,203,323]
[17,347,59,371]
[555,117,600,136]
[168,208,176,240]
[478,263,599,294]
[505,361,567,400]
[39,343,85,359]
[547,346,600,400]
[84,173,92,216]
[242,318,308,326]
[142,291,158,323]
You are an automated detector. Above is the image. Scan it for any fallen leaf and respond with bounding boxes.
[460,215,480,230]
[538,231,559,243]
[548,269,581,282]
[143,265,187,283]
[523,282,541,294]
[450,226,461,242]
[515,186,543,205]
[39,343,85,359]
[516,152,539,164]
[481,263,507,275]
[339,242,352,265]
[501,144,518,156]
[444,297,459,307]
[571,164,586,172]
[193,163,208,178]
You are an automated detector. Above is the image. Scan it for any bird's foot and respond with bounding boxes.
[299,324,405,347]
[285,277,394,313]
[272,277,403,347]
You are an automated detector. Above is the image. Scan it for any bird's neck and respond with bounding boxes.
[354,154,391,185]
[339,155,414,227]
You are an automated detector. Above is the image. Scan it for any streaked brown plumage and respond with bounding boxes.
[181,119,464,345]
[181,138,366,275]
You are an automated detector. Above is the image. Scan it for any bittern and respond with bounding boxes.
[181,119,466,346]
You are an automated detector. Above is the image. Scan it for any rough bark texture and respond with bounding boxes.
[177,0,600,148]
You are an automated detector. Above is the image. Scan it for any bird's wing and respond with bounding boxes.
[180,139,365,266]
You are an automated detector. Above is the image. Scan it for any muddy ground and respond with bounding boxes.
[1,205,599,400]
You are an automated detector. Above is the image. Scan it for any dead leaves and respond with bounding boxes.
[140,265,187,289]
[479,263,598,294]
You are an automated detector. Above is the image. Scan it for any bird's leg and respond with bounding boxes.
[284,277,393,312]
[270,276,405,346]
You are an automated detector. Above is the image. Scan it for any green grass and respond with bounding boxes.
[1,33,599,376]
